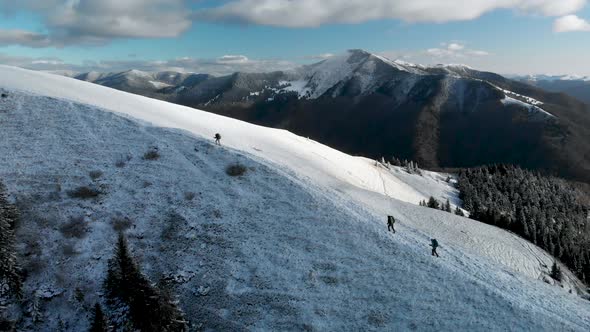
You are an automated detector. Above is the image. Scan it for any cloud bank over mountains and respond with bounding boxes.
[0,52,298,76]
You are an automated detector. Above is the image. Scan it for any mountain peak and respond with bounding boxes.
[346,48,371,55]
[123,69,152,77]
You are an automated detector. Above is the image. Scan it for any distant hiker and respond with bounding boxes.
[214,133,221,145]
[387,215,396,233]
[431,239,439,257]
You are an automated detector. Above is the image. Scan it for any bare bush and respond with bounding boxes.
[89,170,103,181]
[62,243,79,256]
[115,154,132,168]
[143,148,160,161]
[59,217,89,239]
[111,216,133,232]
[67,186,101,199]
[184,192,196,201]
[226,163,247,177]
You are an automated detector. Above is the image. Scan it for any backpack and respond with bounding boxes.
[431,239,438,248]
[215,133,221,139]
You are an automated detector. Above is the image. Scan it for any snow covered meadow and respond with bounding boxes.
[0,65,588,331]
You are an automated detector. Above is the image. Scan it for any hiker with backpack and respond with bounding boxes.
[214,133,221,145]
[387,215,396,233]
[431,239,439,257]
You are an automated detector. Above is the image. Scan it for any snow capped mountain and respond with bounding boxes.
[225,50,554,118]
[75,71,111,82]
[281,49,424,98]
[0,65,589,331]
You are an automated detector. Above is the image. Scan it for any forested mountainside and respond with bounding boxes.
[458,165,590,284]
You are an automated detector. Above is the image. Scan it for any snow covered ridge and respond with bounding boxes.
[485,82,555,119]
[0,65,589,330]
[242,50,546,106]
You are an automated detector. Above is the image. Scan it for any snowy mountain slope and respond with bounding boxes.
[0,65,589,330]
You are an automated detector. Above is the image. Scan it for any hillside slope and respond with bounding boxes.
[0,66,589,331]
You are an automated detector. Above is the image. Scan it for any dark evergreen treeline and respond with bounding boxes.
[0,180,21,297]
[457,164,590,284]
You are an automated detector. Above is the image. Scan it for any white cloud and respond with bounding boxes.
[554,15,590,32]
[424,43,489,59]
[447,43,465,51]
[196,0,587,27]
[304,53,336,60]
[0,0,191,46]
[0,29,51,48]
[466,50,491,56]
[217,55,250,64]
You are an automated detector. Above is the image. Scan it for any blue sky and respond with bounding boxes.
[1,0,590,75]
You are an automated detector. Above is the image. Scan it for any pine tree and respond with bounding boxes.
[444,199,452,213]
[550,261,563,282]
[104,234,187,332]
[427,197,440,209]
[89,303,108,332]
[30,295,42,323]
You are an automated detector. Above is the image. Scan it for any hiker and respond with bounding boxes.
[431,239,439,257]
[387,215,396,233]
[214,133,221,145]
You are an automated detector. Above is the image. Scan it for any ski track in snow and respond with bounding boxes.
[0,66,589,331]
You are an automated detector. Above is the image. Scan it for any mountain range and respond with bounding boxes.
[71,50,590,183]
[512,74,590,105]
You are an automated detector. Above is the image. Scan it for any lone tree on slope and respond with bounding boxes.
[104,234,187,332]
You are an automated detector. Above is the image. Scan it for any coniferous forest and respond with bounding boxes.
[457,165,590,284]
